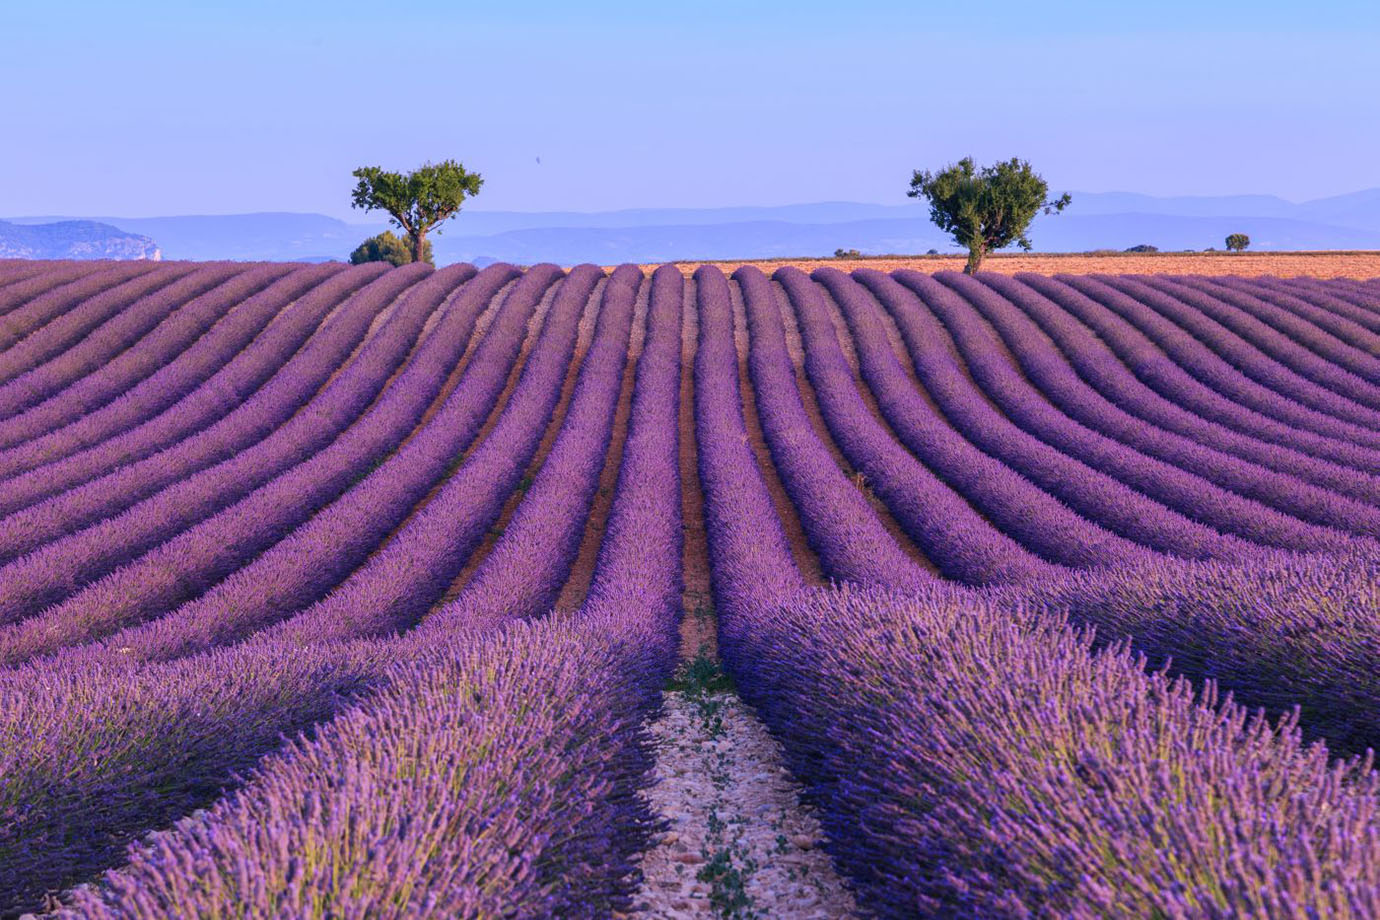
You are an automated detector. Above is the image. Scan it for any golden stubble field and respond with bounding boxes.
[643,250,1380,279]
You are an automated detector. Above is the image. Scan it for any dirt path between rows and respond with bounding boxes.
[627,274,857,919]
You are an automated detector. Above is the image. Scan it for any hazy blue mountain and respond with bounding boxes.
[9,188,1379,264]
[0,219,160,260]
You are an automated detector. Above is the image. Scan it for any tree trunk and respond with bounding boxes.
[964,243,986,275]
[412,230,426,264]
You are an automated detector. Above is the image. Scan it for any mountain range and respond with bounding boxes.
[8,189,1380,264]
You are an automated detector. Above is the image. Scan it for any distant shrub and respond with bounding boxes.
[1124,244,1159,253]
[834,248,862,259]
[350,231,434,267]
[1225,233,1251,252]
[926,249,939,255]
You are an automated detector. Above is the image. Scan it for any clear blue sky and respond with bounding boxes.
[4,0,1377,217]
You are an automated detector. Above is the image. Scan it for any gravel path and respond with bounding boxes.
[627,650,858,918]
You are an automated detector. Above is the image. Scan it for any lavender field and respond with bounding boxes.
[3,257,1380,918]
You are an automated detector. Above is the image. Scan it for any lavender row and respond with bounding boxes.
[854,269,1255,560]
[80,263,539,661]
[247,264,600,645]
[0,641,391,917]
[0,263,285,442]
[0,264,492,661]
[48,264,686,920]
[1098,275,1380,434]
[0,263,435,625]
[0,262,253,427]
[0,263,187,380]
[946,273,1380,538]
[775,267,1060,583]
[0,261,65,302]
[1009,548,1380,760]
[0,263,384,516]
[1215,276,1380,363]
[813,268,1151,568]
[0,261,157,354]
[0,263,341,477]
[1281,277,1380,334]
[58,613,669,919]
[985,273,1380,505]
[691,265,805,615]
[1026,273,1380,470]
[726,583,1380,918]
[900,271,1355,554]
[733,266,937,589]
[422,263,641,634]
[580,263,684,632]
[1161,275,1380,406]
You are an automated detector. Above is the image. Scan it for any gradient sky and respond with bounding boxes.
[4,1,1377,218]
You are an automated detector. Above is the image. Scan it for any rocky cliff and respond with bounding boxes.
[0,220,160,260]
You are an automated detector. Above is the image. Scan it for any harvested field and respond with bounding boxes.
[651,248,1380,279]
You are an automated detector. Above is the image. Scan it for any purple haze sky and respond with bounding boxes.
[3,0,1378,218]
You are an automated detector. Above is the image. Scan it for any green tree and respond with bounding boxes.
[349,231,411,267]
[908,157,1071,274]
[350,160,483,264]
[1225,233,1251,252]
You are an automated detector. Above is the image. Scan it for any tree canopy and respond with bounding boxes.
[1225,233,1251,252]
[908,157,1070,274]
[351,160,482,264]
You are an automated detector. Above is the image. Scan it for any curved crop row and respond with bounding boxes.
[68,263,529,662]
[0,261,160,354]
[1147,275,1380,411]
[0,263,385,515]
[905,271,1354,553]
[1209,275,1380,369]
[0,262,256,427]
[813,267,1150,568]
[855,269,1256,559]
[1025,273,1380,470]
[1097,275,1380,435]
[944,272,1380,538]
[0,263,300,450]
[247,264,601,644]
[52,261,684,920]
[0,264,491,662]
[983,273,1380,505]
[423,263,642,634]
[733,266,936,589]
[0,264,437,624]
[774,267,1057,583]
[1280,278,1380,335]
[691,265,804,615]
